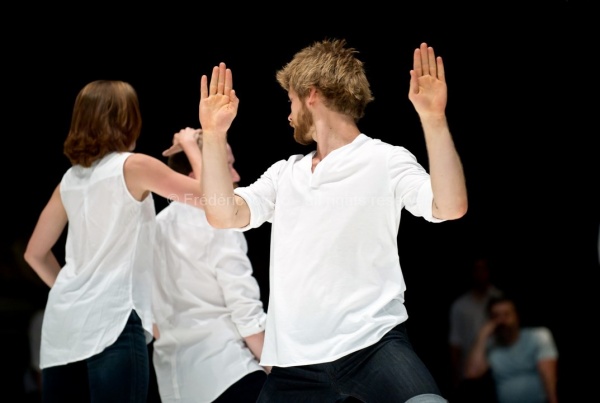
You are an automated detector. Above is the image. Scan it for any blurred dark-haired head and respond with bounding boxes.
[486,294,520,345]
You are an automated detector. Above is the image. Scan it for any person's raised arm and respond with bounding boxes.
[127,127,205,207]
[409,42,468,221]
[464,320,495,379]
[199,62,249,229]
[24,184,67,287]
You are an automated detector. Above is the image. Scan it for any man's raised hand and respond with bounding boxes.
[199,62,239,139]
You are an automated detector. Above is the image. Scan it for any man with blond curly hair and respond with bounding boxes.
[166,38,467,402]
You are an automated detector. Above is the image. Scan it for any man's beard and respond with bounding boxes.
[293,105,316,145]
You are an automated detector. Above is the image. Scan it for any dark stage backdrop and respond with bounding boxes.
[2,3,587,401]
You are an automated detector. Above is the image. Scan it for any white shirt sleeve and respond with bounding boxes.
[388,146,445,223]
[233,159,287,231]
[211,230,267,338]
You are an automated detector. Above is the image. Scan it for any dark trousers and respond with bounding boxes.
[214,370,268,403]
[257,323,447,403]
[42,310,149,403]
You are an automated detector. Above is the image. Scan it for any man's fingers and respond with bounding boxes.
[413,48,422,77]
[209,65,219,95]
[408,70,418,94]
[217,62,226,94]
[420,43,429,76]
[436,56,446,82]
[427,46,437,77]
[206,63,231,96]
[413,43,444,79]
[200,75,208,100]
[224,67,233,94]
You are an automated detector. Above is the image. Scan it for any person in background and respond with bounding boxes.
[152,129,269,403]
[448,255,502,402]
[465,294,559,403]
[166,38,468,402]
[23,80,206,403]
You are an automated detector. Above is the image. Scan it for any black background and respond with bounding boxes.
[2,2,591,401]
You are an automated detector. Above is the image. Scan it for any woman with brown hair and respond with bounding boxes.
[24,80,205,402]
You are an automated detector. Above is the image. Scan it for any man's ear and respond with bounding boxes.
[307,87,318,106]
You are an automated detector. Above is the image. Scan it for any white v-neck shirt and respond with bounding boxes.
[234,134,443,367]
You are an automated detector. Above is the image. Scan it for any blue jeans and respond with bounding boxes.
[42,310,149,403]
[257,323,447,403]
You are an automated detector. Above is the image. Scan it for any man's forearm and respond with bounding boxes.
[201,136,239,227]
[421,115,467,220]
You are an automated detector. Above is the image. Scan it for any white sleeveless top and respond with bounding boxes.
[40,152,155,369]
